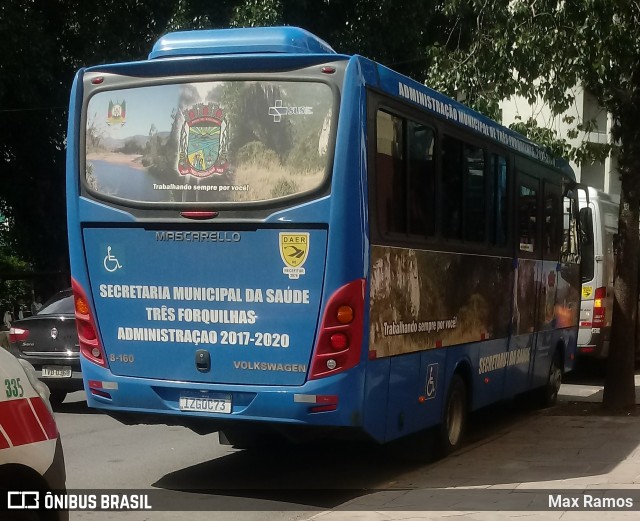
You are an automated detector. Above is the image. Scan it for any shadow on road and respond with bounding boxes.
[148,397,593,509]
[564,358,608,384]
[153,438,420,508]
[52,391,102,415]
[150,385,640,511]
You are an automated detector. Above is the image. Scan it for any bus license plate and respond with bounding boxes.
[41,366,72,378]
[179,394,232,414]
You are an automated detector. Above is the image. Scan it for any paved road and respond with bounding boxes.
[56,391,312,520]
[311,373,640,520]
[54,367,628,520]
[54,391,427,520]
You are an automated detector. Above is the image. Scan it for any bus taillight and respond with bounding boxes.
[309,279,365,380]
[336,305,354,324]
[592,286,607,328]
[72,279,108,368]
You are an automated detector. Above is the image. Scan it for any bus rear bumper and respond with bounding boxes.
[81,363,365,430]
[577,328,609,359]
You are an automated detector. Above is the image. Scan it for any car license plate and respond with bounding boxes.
[179,394,232,414]
[41,366,72,378]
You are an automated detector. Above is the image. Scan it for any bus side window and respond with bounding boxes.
[518,184,538,253]
[375,109,436,239]
[490,154,508,246]
[543,183,562,260]
[407,121,436,236]
[441,136,464,240]
[463,143,486,242]
[441,135,487,243]
[562,194,580,262]
[376,111,406,234]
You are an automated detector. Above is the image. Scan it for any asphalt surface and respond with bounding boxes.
[51,370,640,520]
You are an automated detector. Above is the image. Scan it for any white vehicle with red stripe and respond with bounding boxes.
[577,187,619,360]
[0,347,67,520]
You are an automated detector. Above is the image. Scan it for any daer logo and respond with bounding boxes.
[279,232,309,279]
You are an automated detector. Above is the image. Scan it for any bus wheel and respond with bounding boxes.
[438,374,467,455]
[541,352,562,407]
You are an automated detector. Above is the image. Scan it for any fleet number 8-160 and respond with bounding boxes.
[109,354,135,363]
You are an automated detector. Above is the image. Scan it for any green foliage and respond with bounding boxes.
[423,0,640,409]
[231,0,283,27]
[221,83,293,161]
[119,139,145,155]
[509,120,571,161]
[236,141,279,168]
[287,130,325,173]
[86,113,106,153]
[85,163,99,192]
[167,0,248,30]
[0,0,480,278]
[425,0,640,176]
[0,277,31,316]
[0,1,180,276]
[0,237,32,315]
[270,177,298,198]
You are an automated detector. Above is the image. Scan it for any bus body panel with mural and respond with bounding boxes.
[66,27,580,450]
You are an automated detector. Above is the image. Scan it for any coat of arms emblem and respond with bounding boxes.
[107,100,126,126]
[178,103,229,178]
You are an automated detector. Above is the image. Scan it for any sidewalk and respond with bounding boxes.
[310,376,640,520]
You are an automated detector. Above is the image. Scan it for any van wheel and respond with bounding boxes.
[437,374,467,455]
[541,352,562,407]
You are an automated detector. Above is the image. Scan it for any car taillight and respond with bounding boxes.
[9,327,29,343]
[72,278,108,368]
[592,286,607,328]
[309,279,365,380]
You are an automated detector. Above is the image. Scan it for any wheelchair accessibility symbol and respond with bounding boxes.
[425,363,438,400]
[103,246,123,273]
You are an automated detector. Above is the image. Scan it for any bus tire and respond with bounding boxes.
[437,374,467,455]
[540,351,562,407]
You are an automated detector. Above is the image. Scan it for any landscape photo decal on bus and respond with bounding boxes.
[85,81,333,204]
[368,246,513,358]
[369,247,580,358]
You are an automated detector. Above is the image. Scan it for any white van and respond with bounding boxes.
[577,187,619,359]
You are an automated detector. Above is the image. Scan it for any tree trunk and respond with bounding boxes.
[603,147,640,411]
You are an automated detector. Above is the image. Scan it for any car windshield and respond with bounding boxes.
[39,294,75,315]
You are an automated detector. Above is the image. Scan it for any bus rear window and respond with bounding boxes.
[84,80,333,205]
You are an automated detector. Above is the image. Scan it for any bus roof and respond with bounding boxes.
[149,26,336,59]
[372,61,575,180]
